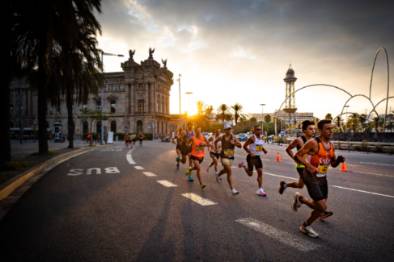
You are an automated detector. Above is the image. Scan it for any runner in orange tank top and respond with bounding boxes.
[186,127,208,189]
[293,120,345,238]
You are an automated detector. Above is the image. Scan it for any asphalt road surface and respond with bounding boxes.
[1,141,393,262]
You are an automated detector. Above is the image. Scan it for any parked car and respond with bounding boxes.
[54,132,66,143]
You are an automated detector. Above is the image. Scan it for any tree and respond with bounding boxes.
[346,113,361,132]
[197,101,204,115]
[217,104,228,122]
[232,103,242,125]
[11,0,66,155]
[264,114,272,123]
[56,0,102,148]
[325,113,333,120]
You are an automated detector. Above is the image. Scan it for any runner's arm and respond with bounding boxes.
[295,140,318,174]
[243,137,253,154]
[330,146,345,167]
[286,139,299,160]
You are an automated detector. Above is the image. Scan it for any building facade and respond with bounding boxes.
[9,48,175,139]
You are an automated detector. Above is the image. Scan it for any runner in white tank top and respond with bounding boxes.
[239,126,268,196]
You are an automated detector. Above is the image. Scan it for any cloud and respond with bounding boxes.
[97,0,394,117]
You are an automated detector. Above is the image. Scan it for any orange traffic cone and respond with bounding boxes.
[275,152,282,162]
[341,162,347,172]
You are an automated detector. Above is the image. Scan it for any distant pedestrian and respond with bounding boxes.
[138,132,144,146]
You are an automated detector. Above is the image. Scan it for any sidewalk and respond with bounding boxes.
[1,139,95,192]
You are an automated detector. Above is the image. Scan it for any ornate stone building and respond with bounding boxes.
[9,48,174,139]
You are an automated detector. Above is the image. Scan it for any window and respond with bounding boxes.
[137,99,144,113]
[110,100,116,113]
[111,121,117,133]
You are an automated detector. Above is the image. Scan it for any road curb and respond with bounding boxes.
[0,148,96,204]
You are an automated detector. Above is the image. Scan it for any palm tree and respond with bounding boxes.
[11,0,66,154]
[232,103,242,125]
[325,113,333,120]
[218,104,228,122]
[56,0,102,148]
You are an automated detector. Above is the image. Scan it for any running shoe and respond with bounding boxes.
[279,181,287,194]
[256,188,267,197]
[292,192,302,211]
[201,184,206,190]
[238,162,245,168]
[299,224,319,238]
[232,188,240,195]
[320,211,334,220]
[188,175,194,182]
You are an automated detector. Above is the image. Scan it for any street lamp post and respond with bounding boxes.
[185,91,193,115]
[177,74,182,115]
[260,103,265,134]
[100,50,124,144]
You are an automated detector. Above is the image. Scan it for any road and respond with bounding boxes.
[0,141,393,261]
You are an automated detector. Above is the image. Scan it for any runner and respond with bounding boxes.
[138,132,144,146]
[175,127,188,169]
[185,122,195,172]
[207,129,221,174]
[239,126,268,196]
[279,120,315,194]
[215,123,242,195]
[185,127,208,189]
[124,133,132,148]
[293,120,345,238]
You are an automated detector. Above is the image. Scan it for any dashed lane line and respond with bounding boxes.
[235,218,320,252]
[143,171,157,177]
[265,172,297,181]
[134,166,144,170]
[157,180,178,187]
[181,193,217,206]
[126,148,136,165]
[332,185,394,199]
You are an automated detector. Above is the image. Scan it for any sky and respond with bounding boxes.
[96,0,394,118]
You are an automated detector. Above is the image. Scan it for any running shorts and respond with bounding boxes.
[302,170,328,201]
[246,154,263,171]
[296,167,305,177]
[190,155,204,163]
[221,158,233,167]
[209,152,220,159]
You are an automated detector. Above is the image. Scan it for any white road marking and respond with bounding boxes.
[134,166,144,170]
[359,161,394,167]
[181,193,217,206]
[332,185,394,199]
[126,149,136,165]
[235,218,319,252]
[265,172,297,181]
[157,180,178,187]
[143,171,157,177]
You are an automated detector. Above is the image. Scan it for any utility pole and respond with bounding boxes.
[177,74,182,114]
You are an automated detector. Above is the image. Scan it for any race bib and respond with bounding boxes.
[255,145,263,152]
[196,145,204,152]
[223,149,234,157]
[318,164,328,174]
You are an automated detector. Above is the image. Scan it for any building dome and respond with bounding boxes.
[286,67,295,77]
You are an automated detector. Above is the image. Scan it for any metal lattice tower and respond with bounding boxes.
[283,65,297,125]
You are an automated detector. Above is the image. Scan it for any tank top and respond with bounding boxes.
[191,135,205,158]
[296,136,308,168]
[221,134,235,159]
[249,135,265,156]
[310,137,335,177]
